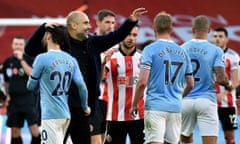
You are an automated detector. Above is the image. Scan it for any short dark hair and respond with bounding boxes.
[214,27,228,37]
[12,35,25,43]
[46,25,67,45]
[97,9,116,21]
[14,35,25,39]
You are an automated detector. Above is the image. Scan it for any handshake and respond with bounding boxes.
[224,80,233,91]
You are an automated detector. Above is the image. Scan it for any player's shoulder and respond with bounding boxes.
[35,52,47,60]
[136,49,142,55]
[2,55,15,64]
[142,40,158,52]
[226,48,239,56]
[61,51,72,57]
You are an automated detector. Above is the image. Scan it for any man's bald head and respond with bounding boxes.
[66,11,91,40]
[66,11,88,25]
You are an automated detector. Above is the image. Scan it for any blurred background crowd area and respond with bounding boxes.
[0,0,240,143]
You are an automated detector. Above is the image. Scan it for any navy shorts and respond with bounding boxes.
[218,107,238,130]
[89,99,107,135]
[7,102,39,128]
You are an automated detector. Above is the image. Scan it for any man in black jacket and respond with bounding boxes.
[25,8,147,144]
[3,36,40,144]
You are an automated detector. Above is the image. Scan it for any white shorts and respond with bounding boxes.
[41,119,70,144]
[144,110,181,144]
[181,98,218,137]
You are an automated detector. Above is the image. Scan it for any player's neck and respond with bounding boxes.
[156,33,171,40]
[96,31,103,36]
[193,33,208,40]
[120,45,135,56]
[47,43,61,51]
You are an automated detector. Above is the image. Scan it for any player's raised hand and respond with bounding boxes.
[130,7,148,22]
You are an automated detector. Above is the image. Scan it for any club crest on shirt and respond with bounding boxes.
[19,68,25,76]
[12,68,18,75]
[126,61,133,69]
[6,68,13,77]
[118,76,138,87]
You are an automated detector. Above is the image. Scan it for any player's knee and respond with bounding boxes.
[180,134,193,143]
[11,128,21,138]
[29,124,40,137]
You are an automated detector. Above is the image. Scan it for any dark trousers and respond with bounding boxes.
[105,119,144,144]
[64,107,90,144]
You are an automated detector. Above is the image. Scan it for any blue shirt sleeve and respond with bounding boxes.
[140,45,152,70]
[27,55,43,91]
[184,51,193,76]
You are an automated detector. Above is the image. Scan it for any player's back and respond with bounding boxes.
[37,50,76,119]
[143,40,192,112]
[182,39,224,102]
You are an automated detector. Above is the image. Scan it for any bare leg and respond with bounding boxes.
[29,124,41,144]
[91,134,104,144]
[180,134,193,143]
[202,136,217,144]
[11,127,21,138]
[224,130,236,144]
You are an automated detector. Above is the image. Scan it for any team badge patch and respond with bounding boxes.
[6,68,12,77]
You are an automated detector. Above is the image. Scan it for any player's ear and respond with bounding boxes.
[192,27,195,33]
[46,32,52,41]
[207,27,211,33]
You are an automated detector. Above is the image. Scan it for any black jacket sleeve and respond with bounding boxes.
[91,18,138,53]
[0,89,6,101]
[24,23,47,57]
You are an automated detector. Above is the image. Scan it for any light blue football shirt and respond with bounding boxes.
[181,39,225,103]
[27,50,88,119]
[141,39,193,112]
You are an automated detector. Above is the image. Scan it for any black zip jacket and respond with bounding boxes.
[24,18,138,115]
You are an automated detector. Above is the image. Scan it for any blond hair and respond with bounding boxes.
[192,15,211,33]
[153,11,172,34]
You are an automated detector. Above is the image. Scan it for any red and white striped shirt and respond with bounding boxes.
[216,48,239,108]
[101,48,144,121]
[99,46,118,102]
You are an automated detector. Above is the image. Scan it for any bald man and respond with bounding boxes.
[25,8,147,144]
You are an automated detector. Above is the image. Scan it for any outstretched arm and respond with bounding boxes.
[25,23,47,57]
[25,22,60,57]
[92,7,148,53]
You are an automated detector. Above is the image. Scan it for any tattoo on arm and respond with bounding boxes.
[214,66,232,91]
[215,67,228,84]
